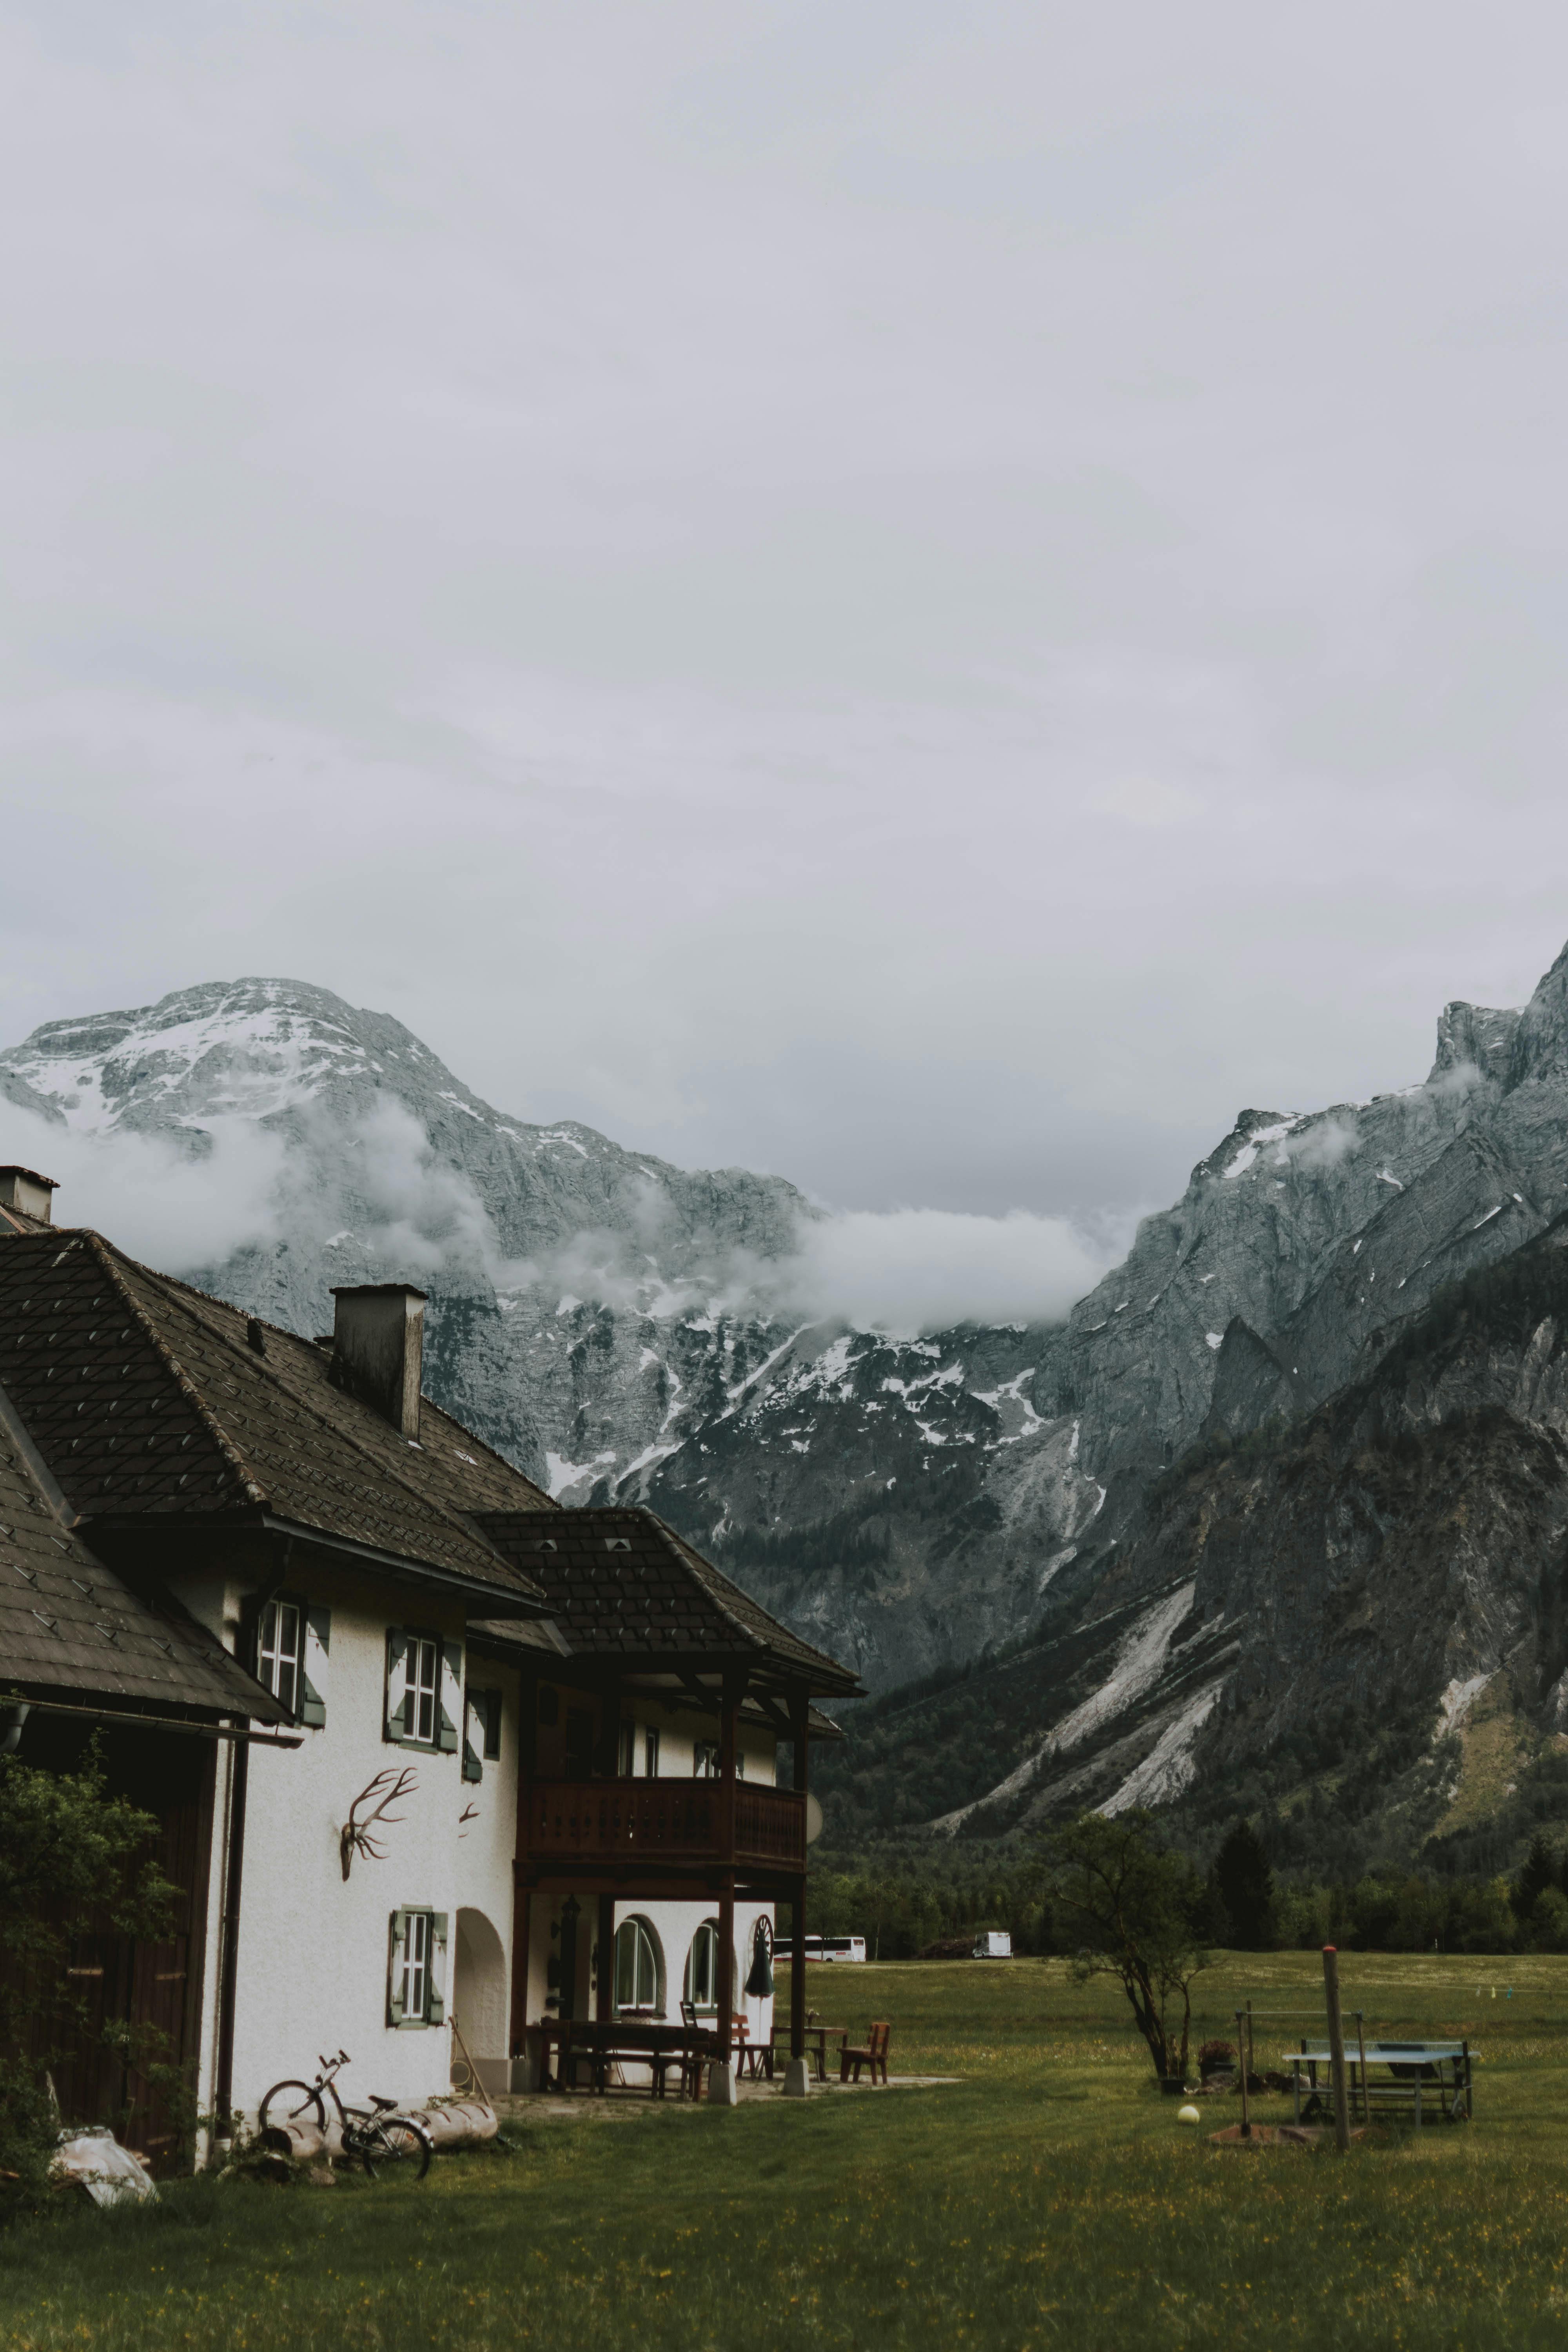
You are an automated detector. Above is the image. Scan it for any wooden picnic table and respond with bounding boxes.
[772,2021,849,2083]
[539,2018,719,2098]
[1285,2039,1474,2127]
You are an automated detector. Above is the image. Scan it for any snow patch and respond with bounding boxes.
[1099,1682,1223,1815]
[545,1448,617,1497]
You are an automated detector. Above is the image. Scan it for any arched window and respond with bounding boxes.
[685,1919,720,2012]
[614,1916,661,2014]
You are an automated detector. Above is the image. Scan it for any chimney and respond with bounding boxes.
[0,1167,57,1224]
[329,1284,427,1439]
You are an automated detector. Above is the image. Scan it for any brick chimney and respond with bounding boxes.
[0,1167,57,1223]
[329,1283,427,1439]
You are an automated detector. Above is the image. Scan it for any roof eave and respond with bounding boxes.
[79,1507,550,1620]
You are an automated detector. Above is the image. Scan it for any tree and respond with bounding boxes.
[1513,1833,1558,1923]
[1046,1811,1210,2079]
[0,1743,174,2203]
[1532,1886,1568,1953]
[1212,1817,1276,1949]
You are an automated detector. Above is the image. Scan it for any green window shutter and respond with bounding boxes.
[385,1630,411,1745]
[428,1913,449,2026]
[387,1909,408,2027]
[300,1605,330,1729]
[437,1639,463,1754]
[462,1693,483,1784]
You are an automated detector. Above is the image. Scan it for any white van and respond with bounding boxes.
[972,1931,1012,1958]
[800,1935,867,1963]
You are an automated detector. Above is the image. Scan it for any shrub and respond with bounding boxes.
[0,1742,175,2214]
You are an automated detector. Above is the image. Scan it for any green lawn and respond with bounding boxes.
[2,1950,1564,2351]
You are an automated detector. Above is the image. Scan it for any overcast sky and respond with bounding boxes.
[4,1,1568,1222]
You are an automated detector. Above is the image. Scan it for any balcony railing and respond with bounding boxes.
[526,1777,806,1871]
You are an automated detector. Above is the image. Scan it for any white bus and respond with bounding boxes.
[800,1935,867,1963]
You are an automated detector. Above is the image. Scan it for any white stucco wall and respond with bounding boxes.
[196,1556,518,2122]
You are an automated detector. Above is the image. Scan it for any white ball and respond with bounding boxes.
[1177,2104,1201,2126]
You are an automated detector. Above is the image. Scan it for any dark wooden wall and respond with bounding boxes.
[17,1716,217,2173]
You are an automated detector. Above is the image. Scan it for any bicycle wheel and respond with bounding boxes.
[359,2116,432,2181]
[258,2079,327,2132]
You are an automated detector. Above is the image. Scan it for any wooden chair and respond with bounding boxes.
[840,2021,891,2085]
[673,2002,710,2100]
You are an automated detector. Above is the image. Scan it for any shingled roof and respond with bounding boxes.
[0,1387,289,1722]
[472,1506,864,1697]
[0,1229,553,1609]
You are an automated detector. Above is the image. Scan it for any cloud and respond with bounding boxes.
[1,1081,1109,1336]
[0,1102,289,1274]
[752,1206,1110,1334]
[515,1194,1112,1336]
[1283,1116,1360,1171]
[283,1097,541,1293]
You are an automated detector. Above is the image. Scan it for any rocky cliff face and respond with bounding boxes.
[11,949,1568,1813]
[831,1218,1568,1867]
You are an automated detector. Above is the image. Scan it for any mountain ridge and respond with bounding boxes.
[7,949,1568,1832]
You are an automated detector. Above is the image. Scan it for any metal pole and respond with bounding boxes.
[1235,2010,1251,2139]
[1322,1946,1351,2152]
[1355,2011,1368,2125]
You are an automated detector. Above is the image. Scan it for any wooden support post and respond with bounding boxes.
[1235,2010,1251,2139]
[789,1691,809,2062]
[719,1673,740,1847]
[596,1893,615,2024]
[596,1677,622,1777]
[1323,1945,1352,2152]
[1355,2011,1368,2125]
[508,1676,538,2070]
[790,1873,806,2064]
[717,1872,737,2073]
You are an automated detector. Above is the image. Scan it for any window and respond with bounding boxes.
[614,1916,661,2013]
[693,1740,719,1779]
[385,1630,461,1751]
[252,1595,330,1728]
[617,1720,635,1776]
[463,1687,502,1783]
[409,1639,438,1743]
[685,1919,720,2011]
[257,1599,300,1715]
[644,1724,660,1778]
[387,1908,448,2027]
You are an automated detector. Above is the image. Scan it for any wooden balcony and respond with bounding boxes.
[525,1777,806,1874]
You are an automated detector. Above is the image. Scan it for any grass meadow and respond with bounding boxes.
[2,1949,1565,2351]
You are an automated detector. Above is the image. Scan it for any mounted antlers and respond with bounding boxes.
[339,1765,417,1880]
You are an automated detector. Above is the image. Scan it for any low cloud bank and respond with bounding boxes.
[0,1102,290,1271]
[769,1206,1110,1333]
[0,1095,1111,1334]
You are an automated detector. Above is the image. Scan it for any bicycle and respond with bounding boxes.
[258,2050,434,2180]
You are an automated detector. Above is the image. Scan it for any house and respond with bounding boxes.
[472,1507,860,2091]
[0,1169,861,2152]
[0,1354,292,2167]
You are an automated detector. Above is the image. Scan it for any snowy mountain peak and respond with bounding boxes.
[0,977,455,1138]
